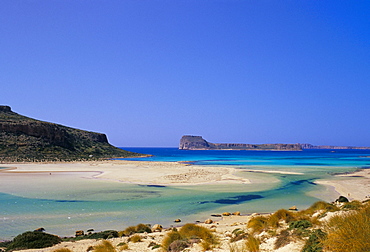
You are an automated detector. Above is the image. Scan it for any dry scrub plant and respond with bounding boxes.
[322,203,370,252]
[92,240,116,252]
[161,223,218,252]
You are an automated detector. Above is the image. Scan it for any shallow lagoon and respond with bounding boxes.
[1,148,370,240]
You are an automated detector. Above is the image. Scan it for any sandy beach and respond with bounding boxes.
[315,168,370,201]
[1,160,370,251]
[0,160,251,186]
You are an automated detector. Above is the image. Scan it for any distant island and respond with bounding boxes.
[0,106,142,162]
[179,135,370,151]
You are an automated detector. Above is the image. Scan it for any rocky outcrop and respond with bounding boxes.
[300,143,370,150]
[179,135,302,151]
[0,106,141,162]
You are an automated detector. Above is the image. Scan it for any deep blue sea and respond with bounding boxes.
[1,148,370,240]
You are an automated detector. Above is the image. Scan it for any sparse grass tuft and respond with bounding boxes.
[92,240,116,252]
[274,229,291,249]
[247,216,269,234]
[161,223,218,251]
[244,235,260,252]
[122,223,151,236]
[52,248,73,252]
[128,234,142,243]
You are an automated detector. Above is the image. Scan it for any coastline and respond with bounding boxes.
[0,160,250,186]
[315,168,370,201]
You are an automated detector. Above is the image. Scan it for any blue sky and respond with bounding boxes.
[1,1,370,147]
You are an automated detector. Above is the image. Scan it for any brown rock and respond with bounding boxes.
[222,212,231,216]
[204,219,213,224]
[289,206,298,211]
[151,224,163,232]
[75,230,84,237]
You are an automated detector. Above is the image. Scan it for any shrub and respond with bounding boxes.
[161,224,218,251]
[230,228,248,242]
[247,216,268,234]
[161,230,183,251]
[244,235,259,252]
[85,230,119,240]
[92,240,116,252]
[122,226,137,236]
[274,229,291,249]
[117,242,129,250]
[6,231,62,251]
[272,209,297,223]
[135,223,152,233]
[168,240,189,252]
[289,220,312,229]
[128,234,141,243]
[302,229,326,252]
[322,204,370,252]
[122,224,151,236]
[342,200,363,210]
[301,201,339,216]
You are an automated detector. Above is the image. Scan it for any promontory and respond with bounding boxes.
[179,135,302,151]
[0,105,141,162]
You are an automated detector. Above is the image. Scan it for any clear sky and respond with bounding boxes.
[1,1,370,147]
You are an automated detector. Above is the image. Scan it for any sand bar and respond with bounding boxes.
[0,160,251,186]
[315,168,370,201]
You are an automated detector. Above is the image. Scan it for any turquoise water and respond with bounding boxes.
[1,148,370,240]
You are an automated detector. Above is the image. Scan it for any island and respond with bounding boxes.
[179,135,370,151]
[179,135,302,151]
[0,105,141,162]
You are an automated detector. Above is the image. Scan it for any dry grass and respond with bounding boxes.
[301,201,339,216]
[92,240,116,252]
[52,248,73,252]
[128,234,142,243]
[161,223,218,251]
[244,235,260,252]
[121,223,151,236]
[274,229,291,249]
[322,204,370,252]
[247,215,269,234]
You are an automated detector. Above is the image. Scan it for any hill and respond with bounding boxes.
[179,135,302,151]
[0,106,141,162]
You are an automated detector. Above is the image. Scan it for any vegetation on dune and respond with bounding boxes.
[120,223,152,236]
[161,223,219,252]
[322,203,370,252]
[5,231,61,251]
[92,240,116,252]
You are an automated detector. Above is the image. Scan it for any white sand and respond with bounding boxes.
[315,168,370,201]
[0,160,250,186]
[3,161,369,251]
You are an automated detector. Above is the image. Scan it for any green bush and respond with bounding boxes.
[6,231,61,251]
[302,229,326,252]
[289,220,312,229]
[86,230,119,240]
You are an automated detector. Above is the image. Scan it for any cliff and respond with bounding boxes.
[179,135,302,151]
[0,106,141,162]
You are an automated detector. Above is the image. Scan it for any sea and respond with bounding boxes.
[1,148,370,240]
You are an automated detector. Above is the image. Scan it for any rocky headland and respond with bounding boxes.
[179,135,302,151]
[0,106,141,162]
[179,135,370,151]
